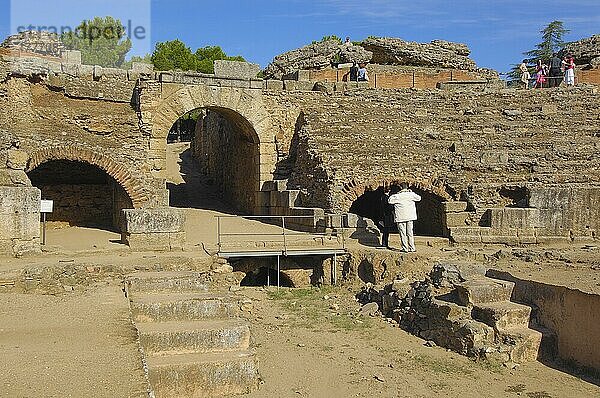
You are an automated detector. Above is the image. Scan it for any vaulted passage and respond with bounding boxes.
[349,185,445,237]
[27,160,133,231]
[240,267,295,288]
[166,107,260,213]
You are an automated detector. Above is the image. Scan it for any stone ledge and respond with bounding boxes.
[122,207,185,234]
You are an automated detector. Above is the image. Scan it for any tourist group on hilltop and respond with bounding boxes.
[519,53,576,89]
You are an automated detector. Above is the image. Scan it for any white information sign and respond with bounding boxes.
[40,200,54,213]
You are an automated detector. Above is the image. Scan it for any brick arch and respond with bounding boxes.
[150,85,272,143]
[26,147,148,207]
[339,177,451,211]
[147,84,276,183]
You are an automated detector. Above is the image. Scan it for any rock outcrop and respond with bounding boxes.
[361,37,477,70]
[562,35,600,68]
[263,38,373,79]
[1,31,65,57]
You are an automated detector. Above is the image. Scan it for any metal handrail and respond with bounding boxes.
[215,214,347,254]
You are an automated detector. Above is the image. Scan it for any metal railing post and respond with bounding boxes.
[333,253,337,286]
[277,254,280,289]
[281,216,287,254]
[217,217,221,252]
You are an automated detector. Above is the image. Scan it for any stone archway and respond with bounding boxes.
[142,84,277,213]
[342,178,451,237]
[27,147,148,207]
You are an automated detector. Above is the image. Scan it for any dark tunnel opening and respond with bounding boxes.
[349,185,445,237]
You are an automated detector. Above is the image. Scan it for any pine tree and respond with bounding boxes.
[506,21,569,84]
[61,17,132,67]
[524,20,570,62]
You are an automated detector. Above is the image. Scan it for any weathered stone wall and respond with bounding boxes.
[191,110,260,212]
[0,58,165,208]
[1,47,599,248]
[262,86,600,239]
[490,269,600,373]
[308,65,499,89]
[0,186,40,256]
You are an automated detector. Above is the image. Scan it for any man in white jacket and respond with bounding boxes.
[388,182,421,252]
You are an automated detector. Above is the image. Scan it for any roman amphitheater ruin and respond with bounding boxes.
[1,32,599,397]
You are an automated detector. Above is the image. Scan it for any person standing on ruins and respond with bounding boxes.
[562,54,575,86]
[548,53,563,88]
[388,182,421,252]
[357,63,369,82]
[519,60,530,89]
[378,185,396,249]
[349,63,359,82]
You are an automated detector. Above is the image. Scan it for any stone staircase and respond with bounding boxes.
[439,276,542,363]
[125,271,259,398]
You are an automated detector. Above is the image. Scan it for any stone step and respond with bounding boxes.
[472,301,532,329]
[455,278,515,306]
[137,319,250,355]
[147,350,259,398]
[130,293,240,323]
[126,272,210,295]
[498,326,543,363]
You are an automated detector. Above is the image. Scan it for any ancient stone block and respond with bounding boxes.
[480,234,520,245]
[449,227,483,243]
[249,79,263,89]
[125,232,171,251]
[455,278,514,306]
[444,212,470,228]
[122,207,185,234]
[0,170,31,186]
[442,201,468,213]
[0,187,41,256]
[61,50,81,64]
[169,231,186,251]
[264,80,284,91]
[489,208,541,230]
[132,62,153,74]
[76,64,94,80]
[214,60,260,79]
[283,80,314,91]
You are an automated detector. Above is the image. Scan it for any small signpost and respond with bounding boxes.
[40,199,53,245]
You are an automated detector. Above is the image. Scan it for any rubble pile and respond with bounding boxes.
[360,37,478,70]
[263,38,372,80]
[562,34,600,69]
[357,263,544,364]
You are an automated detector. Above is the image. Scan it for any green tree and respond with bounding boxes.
[150,41,245,73]
[505,21,569,84]
[61,16,132,67]
[195,46,245,73]
[121,54,152,69]
[151,40,197,71]
[524,20,570,62]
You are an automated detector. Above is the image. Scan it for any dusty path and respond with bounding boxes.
[243,286,600,398]
[1,142,599,397]
[0,282,147,398]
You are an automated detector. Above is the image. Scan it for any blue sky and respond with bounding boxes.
[0,0,598,74]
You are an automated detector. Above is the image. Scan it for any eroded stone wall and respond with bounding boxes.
[262,86,600,238]
[191,110,260,212]
[0,57,165,209]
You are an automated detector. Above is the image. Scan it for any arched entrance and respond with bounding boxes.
[27,159,134,232]
[348,182,448,237]
[165,107,261,213]
[145,84,276,215]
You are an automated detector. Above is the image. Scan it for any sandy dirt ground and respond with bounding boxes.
[1,142,599,397]
[0,282,147,398]
[242,286,600,398]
